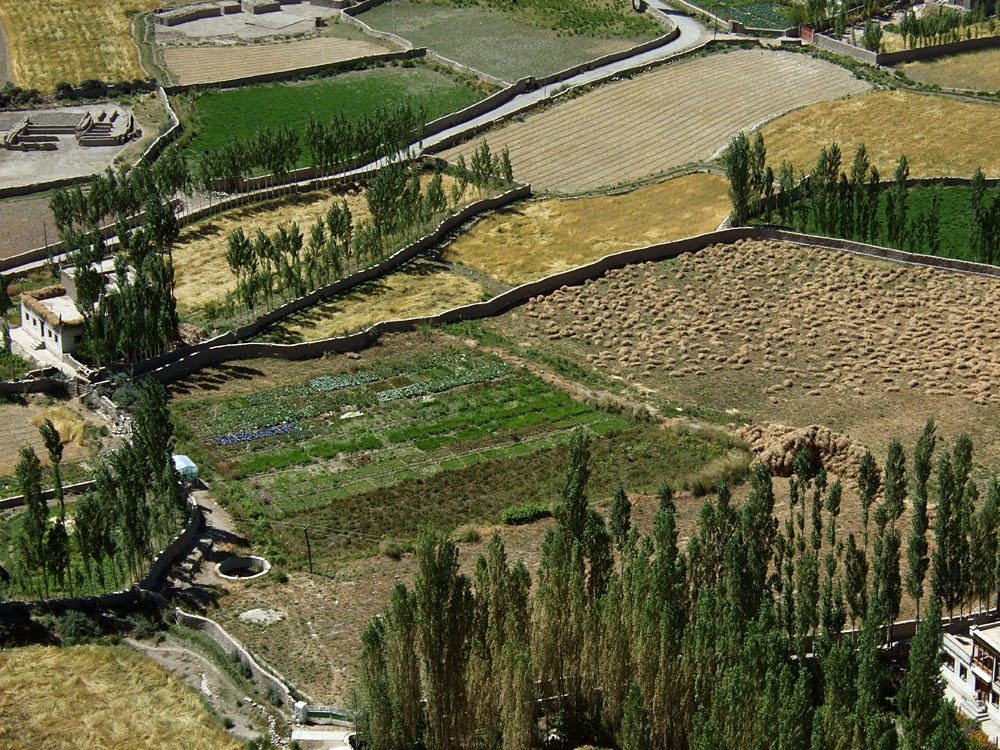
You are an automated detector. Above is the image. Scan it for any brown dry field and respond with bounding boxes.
[900,48,1000,91]
[0,397,99,474]
[173,175,473,314]
[163,36,395,86]
[444,172,730,284]
[0,195,56,261]
[437,49,870,193]
[761,90,1000,177]
[265,262,484,342]
[0,644,241,750]
[483,238,1000,465]
[0,0,158,91]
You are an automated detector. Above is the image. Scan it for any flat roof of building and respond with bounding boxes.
[974,622,1000,655]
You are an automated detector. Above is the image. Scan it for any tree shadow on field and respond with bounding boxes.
[170,363,265,396]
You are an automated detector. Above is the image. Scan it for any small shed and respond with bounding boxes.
[172,454,199,483]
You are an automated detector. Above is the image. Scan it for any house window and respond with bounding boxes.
[54,333,59,344]
[961,665,969,680]
[945,658,955,671]
[992,691,999,706]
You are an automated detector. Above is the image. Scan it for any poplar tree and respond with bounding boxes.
[899,598,945,750]
[857,452,880,553]
[725,133,754,226]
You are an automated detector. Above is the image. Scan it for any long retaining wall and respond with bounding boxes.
[174,607,305,707]
[143,224,1000,382]
[127,183,531,377]
[0,495,200,617]
[814,32,1000,67]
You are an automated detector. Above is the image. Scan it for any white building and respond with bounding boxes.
[943,623,1000,743]
[18,285,85,356]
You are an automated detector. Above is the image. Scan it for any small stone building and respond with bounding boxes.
[19,285,86,356]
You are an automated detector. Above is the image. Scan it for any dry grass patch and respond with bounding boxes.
[445,173,730,285]
[0,644,241,750]
[265,263,484,342]
[438,49,869,193]
[0,0,158,91]
[30,406,87,446]
[762,90,1000,177]
[900,48,1000,91]
[163,36,395,86]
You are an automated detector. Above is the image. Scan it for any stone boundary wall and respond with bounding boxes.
[421,79,533,138]
[126,184,531,377]
[0,376,67,398]
[815,32,1000,66]
[425,50,510,87]
[0,173,95,201]
[174,607,305,707]
[0,496,200,617]
[138,87,182,165]
[160,48,424,94]
[144,224,1000,382]
[665,0,732,31]
[338,8,415,49]
[0,479,99,511]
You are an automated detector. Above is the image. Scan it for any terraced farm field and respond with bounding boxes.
[484,239,1000,461]
[444,172,731,284]
[762,90,1000,177]
[899,48,1000,92]
[0,0,157,90]
[162,36,397,86]
[438,49,870,193]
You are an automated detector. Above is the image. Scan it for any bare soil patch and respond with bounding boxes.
[485,239,1000,464]
[0,195,56,261]
[762,89,1000,177]
[163,36,396,86]
[900,48,1000,92]
[437,49,870,193]
[0,396,101,475]
[444,172,730,284]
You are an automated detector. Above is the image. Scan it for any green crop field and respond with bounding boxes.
[685,0,791,29]
[178,65,483,168]
[361,2,656,81]
[172,343,744,562]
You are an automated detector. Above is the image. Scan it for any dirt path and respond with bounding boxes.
[127,635,267,743]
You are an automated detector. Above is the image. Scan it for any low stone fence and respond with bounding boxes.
[0,479,99,511]
[0,495,200,616]
[813,33,878,64]
[174,607,304,707]
[138,87,182,165]
[0,375,67,398]
[664,0,732,31]
[338,7,415,49]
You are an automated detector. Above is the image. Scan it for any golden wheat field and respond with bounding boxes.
[761,90,1000,178]
[264,262,485,342]
[0,645,242,750]
[0,0,158,91]
[444,172,731,284]
[900,48,1000,92]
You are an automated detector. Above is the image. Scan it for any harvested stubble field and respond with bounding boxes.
[444,172,731,284]
[0,195,56,260]
[0,644,241,750]
[162,35,397,86]
[261,261,485,343]
[484,239,1000,465]
[0,0,158,91]
[172,173,472,315]
[900,48,1000,92]
[437,49,870,193]
[0,397,98,475]
[361,2,654,81]
[762,90,1000,177]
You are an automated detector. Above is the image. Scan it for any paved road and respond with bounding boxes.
[4,10,712,277]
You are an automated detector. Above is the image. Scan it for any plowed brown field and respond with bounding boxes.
[163,36,396,85]
[438,49,870,194]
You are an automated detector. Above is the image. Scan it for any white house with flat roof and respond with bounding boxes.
[18,285,85,356]
[943,622,1000,743]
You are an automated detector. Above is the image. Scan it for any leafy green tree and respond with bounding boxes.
[725,132,754,226]
[844,533,868,631]
[857,452,880,553]
[38,419,65,522]
[610,484,632,556]
[899,598,945,750]
[15,445,48,598]
[619,682,651,750]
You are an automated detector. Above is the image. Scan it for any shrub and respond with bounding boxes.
[54,610,102,645]
[379,539,404,560]
[500,502,552,526]
[453,524,481,543]
[265,683,284,706]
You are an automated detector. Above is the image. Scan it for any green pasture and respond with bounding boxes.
[361,2,656,81]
